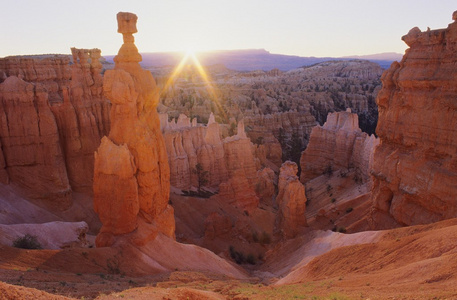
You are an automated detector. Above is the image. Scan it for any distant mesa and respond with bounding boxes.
[103,49,402,71]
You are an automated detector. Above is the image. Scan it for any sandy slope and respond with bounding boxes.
[2,219,457,299]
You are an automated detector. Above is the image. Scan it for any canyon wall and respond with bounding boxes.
[370,12,457,227]
[93,12,173,247]
[0,49,110,208]
[162,113,228,189]
[243,111,315,165]
[300,109,379,183]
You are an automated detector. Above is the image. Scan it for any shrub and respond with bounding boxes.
[331,198,336,203]
[246,254,256,265]
[107,257,121,274]
[229,245,236,259]
[346,207,353,213]
[252,231,259,243]
[326,184,332,193]
[323,165,333,177]
[337,227,347,233]
[260,231,271,245]
[12,234,42,249]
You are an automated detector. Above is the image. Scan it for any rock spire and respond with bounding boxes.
[93,12,173,247]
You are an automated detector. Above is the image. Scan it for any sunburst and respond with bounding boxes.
[161,50,225,121]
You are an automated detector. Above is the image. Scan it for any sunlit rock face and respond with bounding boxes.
[0,49,110,208]
[0,75,71,207]
[93,12,173,247]
[220,121,259,212]
[162,113,228,190]
[276,161,307,238]
[163,114,273,212]
[55,48,110,191]
[369,12,457,228]
[300,109,378,183]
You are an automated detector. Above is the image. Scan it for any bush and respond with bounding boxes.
[323,165,333,177]
[326,184,332,193]
[12,234,42,250]
[246,254,256,265]
[337,227,347,233]
[252,231,259,243]
[346,207,353,213]
[260,231,271,245]
[331,198,336,203]
[229,246,245,264]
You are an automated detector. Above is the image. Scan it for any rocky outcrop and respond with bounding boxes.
[0,55,71,103]
[163,113,228,190]
[300,109,379,183]
[0,49,110,206]
[217,121,260,212]
[255,167,277,206]
[93,12,173,247]
[244,111,316,165]
[276,161,307,238]
[52,48,110,190]
[0,76,71,207]
[370,12,457,227]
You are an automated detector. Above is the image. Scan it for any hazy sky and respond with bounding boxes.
[1,0,456,58]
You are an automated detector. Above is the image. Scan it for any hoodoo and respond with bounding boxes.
[93,12,173,247]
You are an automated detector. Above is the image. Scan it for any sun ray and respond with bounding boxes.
[188,53,226,120]
[160,51,227,122]
[160,52,191,97]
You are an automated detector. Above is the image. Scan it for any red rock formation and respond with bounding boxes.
[93,12,173,247]
[0,76,71,208]
[162,113,228,190]
[218,121,259,212]
[276,161,307,238]
[0,49,110,204]
[255,167,277,205]
[300,109,379,183]
[52,48,110,190]
[370,12,457,227]
[244,111,316,166]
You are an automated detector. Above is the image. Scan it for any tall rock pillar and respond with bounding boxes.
[93,12,173,247]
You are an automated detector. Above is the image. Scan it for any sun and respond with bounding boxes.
[185,47,197,57]
[160,47,226,120]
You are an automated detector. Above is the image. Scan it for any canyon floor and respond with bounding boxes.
[1,209,457,299]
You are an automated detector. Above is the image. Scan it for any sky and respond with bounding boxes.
[0,0,456,58]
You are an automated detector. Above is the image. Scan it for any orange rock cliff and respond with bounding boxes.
[369,12,457,228]
[93,12,174,247]
[0,50,110,209]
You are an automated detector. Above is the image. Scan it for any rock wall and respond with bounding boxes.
[300,109,379,183]
[93,12,173,247]
[0,76,71,207]
[218,121,260,212]
[162,113,228,189]
[0,49,110,207]
[244,111,316,165]
[163,114,262,212]
[370,12,457,227]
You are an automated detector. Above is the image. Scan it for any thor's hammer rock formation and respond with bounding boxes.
[93,12,173,247]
